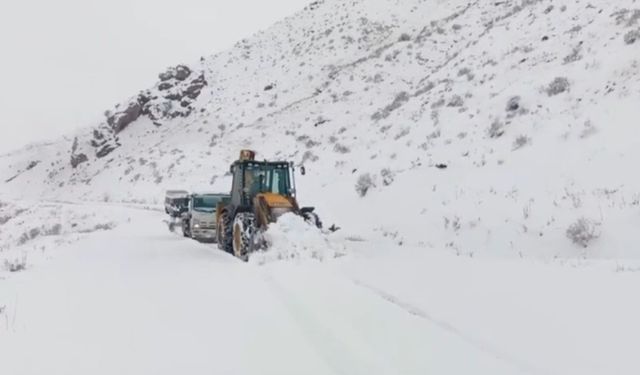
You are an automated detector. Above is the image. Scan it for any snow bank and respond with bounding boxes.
[0,200,125,274]
[249,213,344,265]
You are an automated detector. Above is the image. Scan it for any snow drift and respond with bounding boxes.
[249,213,343,264]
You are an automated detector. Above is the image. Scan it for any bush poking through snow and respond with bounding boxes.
[513,135,531,150]
[4,255,27,272]
[506,96,521,112]
[624,30,640,45]
[545,77,570,96]
[563,45,583,64]
[381,169,395,186]
[398,33,411,42]
[447,95,464,107]
[488,119,505,138]
[566,218,601,248]
[355,173,376,197]
[333,143,350,154]
[580,121,598,139]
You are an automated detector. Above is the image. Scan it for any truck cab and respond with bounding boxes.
[182,193,229,242]
[164,190,189,218]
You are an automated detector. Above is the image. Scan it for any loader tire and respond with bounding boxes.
[219,211,234,254]
[216,219,224,249]
[233,213,256,261]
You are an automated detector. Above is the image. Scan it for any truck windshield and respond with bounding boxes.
[193,196,220,212]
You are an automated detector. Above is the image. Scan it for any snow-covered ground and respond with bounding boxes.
[2,202,640,375]
[2,0,640,373]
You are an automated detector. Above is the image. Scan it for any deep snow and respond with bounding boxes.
[2,0,640,373]
[2,203,639,375]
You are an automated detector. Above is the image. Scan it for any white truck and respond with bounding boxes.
[181,193,229,242]
[164,190,189,217]
[164,190,189,232]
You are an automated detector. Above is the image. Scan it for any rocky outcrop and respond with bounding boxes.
[159,65,192,81]
[138,70,207,126]
[68,64,208,166]
[106,102,142,133]
[108,65,207,131]
[70,137,88,168]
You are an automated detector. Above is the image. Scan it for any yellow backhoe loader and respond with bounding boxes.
[216,150,321,260]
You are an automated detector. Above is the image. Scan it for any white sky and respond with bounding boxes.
[0,0,309,153]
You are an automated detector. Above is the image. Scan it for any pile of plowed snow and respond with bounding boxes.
[249,213,344,265]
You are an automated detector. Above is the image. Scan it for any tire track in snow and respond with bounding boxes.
[350,278,551,375]
[262,272,387,375]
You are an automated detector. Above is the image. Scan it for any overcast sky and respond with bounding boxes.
[0,0,309,153]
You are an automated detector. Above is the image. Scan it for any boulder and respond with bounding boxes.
[174,65,191,81]
[70,153,88,168]
[107,102,142,133]
[96,144,117,158]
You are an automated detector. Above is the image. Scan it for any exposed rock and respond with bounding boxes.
[506,96,521,112]
[137,91,152,106]
[159,70,174,81]
[107,102,142,133]
[624,29,640,45]
[25,161,40,171]
[71,65,207,165]
[96,144,117,158]
[184,74,207,99]
[70,137,89,168]
[174,65,191,81]
[70,153,88,168]
[158,65,191,81]
[372,91,410,120]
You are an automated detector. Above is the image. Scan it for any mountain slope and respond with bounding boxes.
[2,0,640,258]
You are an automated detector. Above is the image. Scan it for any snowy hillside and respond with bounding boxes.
[3,1,640,374]
[2,0,640,258]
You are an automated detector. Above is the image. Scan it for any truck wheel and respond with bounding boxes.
[182,220,190,237]
[219,211,234,254]
[233,213,256,261]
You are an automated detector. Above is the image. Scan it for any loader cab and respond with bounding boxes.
[230,160,294,208]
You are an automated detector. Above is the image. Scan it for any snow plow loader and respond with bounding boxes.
[216,150,321,260]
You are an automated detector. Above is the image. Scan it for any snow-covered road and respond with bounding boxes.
[1,204,639,374]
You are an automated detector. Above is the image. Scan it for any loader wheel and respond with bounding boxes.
[219,211,234,254]
[303,212,323,229]
[216,219,224,249]
[233,213,256,261]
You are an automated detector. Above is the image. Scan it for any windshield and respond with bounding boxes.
[192,196,220,212]
[244,164,291,196]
